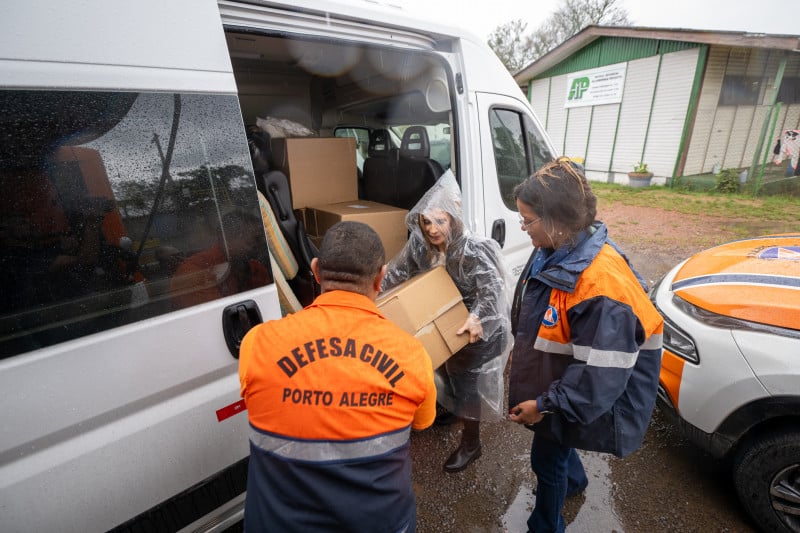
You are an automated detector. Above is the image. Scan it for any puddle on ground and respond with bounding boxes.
[501,450,624,532]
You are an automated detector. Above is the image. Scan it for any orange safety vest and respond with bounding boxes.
[239,290,436,531]
[240,290,436,440]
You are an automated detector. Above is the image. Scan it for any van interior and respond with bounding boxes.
[225,30,454,209]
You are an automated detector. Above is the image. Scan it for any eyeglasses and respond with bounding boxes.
[518,216,541,230]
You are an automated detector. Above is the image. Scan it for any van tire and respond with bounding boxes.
[732,429,800,533]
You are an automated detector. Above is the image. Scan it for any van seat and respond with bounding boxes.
[362,129,399,206]
[396,126,443,210]
[257,170,320,309]
[257,191,303,314]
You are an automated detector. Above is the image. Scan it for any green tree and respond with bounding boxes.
[488,0,631,73]
[487,20,536,74]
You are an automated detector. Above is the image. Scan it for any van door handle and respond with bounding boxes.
[491,219,506,248]
[222,300,263,359]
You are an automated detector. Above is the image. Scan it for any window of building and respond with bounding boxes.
[0,91,270,357]
[777,77,800,104]
[718,75,762,106]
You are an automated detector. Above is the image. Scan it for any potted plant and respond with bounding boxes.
[628,162,653,188]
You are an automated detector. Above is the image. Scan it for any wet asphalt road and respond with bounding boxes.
[409,401,757,532]
[410,243,759,532]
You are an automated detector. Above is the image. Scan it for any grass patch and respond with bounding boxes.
[592,182,800,225]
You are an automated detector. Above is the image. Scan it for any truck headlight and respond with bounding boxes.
[662,316,699,364]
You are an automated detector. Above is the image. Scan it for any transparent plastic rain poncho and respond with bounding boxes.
[382,170,512,420]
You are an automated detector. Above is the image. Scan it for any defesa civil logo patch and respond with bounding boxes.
[542,305,559,327]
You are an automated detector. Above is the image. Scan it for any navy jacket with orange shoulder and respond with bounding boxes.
[509,223,663,458]
[239,290,436,532]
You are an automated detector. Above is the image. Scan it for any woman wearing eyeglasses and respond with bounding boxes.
[382,170,512,473]
[507,158,664,533]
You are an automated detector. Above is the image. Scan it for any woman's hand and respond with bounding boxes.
[508,400,544,425]
[457,313,483,343]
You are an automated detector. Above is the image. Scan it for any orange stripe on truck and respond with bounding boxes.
[659,349,685,410]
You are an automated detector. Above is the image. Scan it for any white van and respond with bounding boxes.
[0,1,557,531]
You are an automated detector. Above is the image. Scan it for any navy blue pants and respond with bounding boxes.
[527,434,588,533]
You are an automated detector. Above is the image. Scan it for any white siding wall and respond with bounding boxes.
[529,78,550,126]
[642,48,698,177]
[726,47,750,75]
[684,47,800,176]
[782,104,800,132]
[533,43,800,179]
[737,50,781,170]
[564,106,592,160]
[546,75,569,153]
[773,104,790,141]
[723,106,756,168]
[585,104,620,178]
[742,106,771,168]
[706,107,736,171]
[772,56,800,163]
[534,50,698,181]
[612,56,659,174]
[765,103,790,167]
[684,47,727,175]
[778,56,800,133]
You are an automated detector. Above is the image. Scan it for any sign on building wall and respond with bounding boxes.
[564,63,627,108]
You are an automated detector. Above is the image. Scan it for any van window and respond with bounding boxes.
[391,124,451,170]
[489,108,555,210]
[334,127,370,172]
[0,91,270,357]
[334,125,451,173]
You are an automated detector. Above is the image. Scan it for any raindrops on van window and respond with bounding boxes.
[87,93,249,191]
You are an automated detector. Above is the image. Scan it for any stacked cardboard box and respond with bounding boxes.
[306,200,407,259]
[273,137,408,258]
[271,137,358,207]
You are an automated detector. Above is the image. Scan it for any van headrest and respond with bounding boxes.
[368,129,391,158]
[400,126,430,159]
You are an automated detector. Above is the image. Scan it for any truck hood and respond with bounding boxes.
[670,234,800,330]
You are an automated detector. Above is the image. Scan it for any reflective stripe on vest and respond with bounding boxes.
[250,426,411,462]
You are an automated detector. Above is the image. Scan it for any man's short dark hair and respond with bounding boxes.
[317,221,385,287]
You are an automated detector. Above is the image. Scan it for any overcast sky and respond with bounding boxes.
[399,0,797,40]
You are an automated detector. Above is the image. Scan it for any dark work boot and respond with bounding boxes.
[444,419,481,473]
[434,409,458,426]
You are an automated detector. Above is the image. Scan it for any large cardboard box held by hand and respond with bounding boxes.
[376,266,469,369]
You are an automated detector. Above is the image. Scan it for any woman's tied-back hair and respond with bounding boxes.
[317,221,385,290]
[513,157,597,235]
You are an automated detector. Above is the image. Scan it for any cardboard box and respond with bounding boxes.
[310,200,408,259]
[293,208,307,229]
[309,235,324,250]
[293,207,316,235]
[376,266,469,369]
[271,137,358,208]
